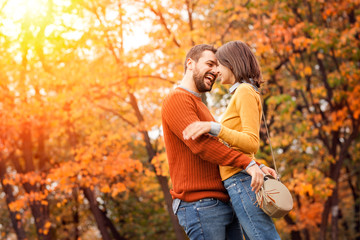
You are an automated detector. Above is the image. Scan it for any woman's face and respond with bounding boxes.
[218,62,236,85]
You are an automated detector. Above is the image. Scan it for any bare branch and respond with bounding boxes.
[316,56,334,109]
[185,0,195,46]
[146,1,181,47]
[94,103,136,128]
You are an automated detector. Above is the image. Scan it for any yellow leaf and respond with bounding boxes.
[304,67,312,76]
[44,221,51,229]
[101,185,111,193]
[111,182,127,198]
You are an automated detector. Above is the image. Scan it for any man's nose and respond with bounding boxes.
[211,65,219,75]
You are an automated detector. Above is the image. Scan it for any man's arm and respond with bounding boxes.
[162,91,252,169]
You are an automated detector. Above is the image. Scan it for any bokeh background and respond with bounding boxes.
[0,0,359,239]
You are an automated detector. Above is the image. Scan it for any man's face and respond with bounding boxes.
[192,50,218,93]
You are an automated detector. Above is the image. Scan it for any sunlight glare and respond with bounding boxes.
[3,0,151,53]
[4,0,47,21]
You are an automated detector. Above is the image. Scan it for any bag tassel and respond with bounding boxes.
[255,187,280,208]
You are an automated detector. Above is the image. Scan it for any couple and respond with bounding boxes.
[161,41,281,240]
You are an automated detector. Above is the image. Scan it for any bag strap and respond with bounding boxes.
[240,81,280,179]
[259,96,280,179]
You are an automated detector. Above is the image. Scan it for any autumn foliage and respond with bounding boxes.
[0,0,359,239]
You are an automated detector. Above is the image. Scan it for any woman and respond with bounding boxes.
[183,41,281,240]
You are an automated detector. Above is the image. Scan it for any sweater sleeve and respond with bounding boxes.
[218,85,261,154]
[162,92,252,168]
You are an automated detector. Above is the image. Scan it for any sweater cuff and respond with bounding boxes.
[209,122,221,136]
[245,160,256,171]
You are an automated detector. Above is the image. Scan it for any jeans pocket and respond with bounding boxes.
[224,182,236,191]
[239,174,251,182]
[196,199,219,210]
[241,177,257,203]
[172,198,181,215]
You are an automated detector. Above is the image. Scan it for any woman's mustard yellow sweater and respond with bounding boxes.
[218,83,262,181]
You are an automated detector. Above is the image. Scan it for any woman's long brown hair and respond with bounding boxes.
[216,41,264,88]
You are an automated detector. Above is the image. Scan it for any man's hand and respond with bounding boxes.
[261,166,277,179]
[183,121,211,140]
[246,164,264,193]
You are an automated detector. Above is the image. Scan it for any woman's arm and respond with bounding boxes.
[183,85,260,153]
[218,85,261,153]
[182,86,277,178]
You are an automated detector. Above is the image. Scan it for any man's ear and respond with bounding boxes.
[186,58,194,71]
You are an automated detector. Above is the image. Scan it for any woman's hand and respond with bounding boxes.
[183,121,212,140]
[246,164,264,193]
[261,166,277,179]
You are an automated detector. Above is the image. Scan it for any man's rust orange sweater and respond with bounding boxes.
[161,87,252,202]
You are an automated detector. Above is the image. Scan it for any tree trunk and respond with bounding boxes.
[283,214,302,240]
[331,185,339,240]
[346,165,360,240]
[20,122,51,240]
[320,195,331,240]
[128,91,186,240]
[82,187,112,240]
[303,229,310,240]
[0,159,27,240]
[156,174,185,239]
[22,182,51,240]
[356,176,360,240]
[320,145,352,240]
[21,121,34,172]
[95,3,185,234]
[102,209,128,240]
[82,187,128,240]
[73,187,80,240]
[65,106,127,240]
[356,196,360,240]
[2,184,28,239]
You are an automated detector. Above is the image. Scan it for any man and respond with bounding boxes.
[161,44,265,240]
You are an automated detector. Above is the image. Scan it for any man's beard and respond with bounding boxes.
[193,66,214,93]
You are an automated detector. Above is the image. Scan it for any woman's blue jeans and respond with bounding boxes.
[223,171,281,240]
[173,198,243,240]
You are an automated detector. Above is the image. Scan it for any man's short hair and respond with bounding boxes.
[184,44,217,72]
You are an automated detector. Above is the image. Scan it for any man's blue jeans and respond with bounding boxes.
[173,198,243,240]
[223,171,281,240]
